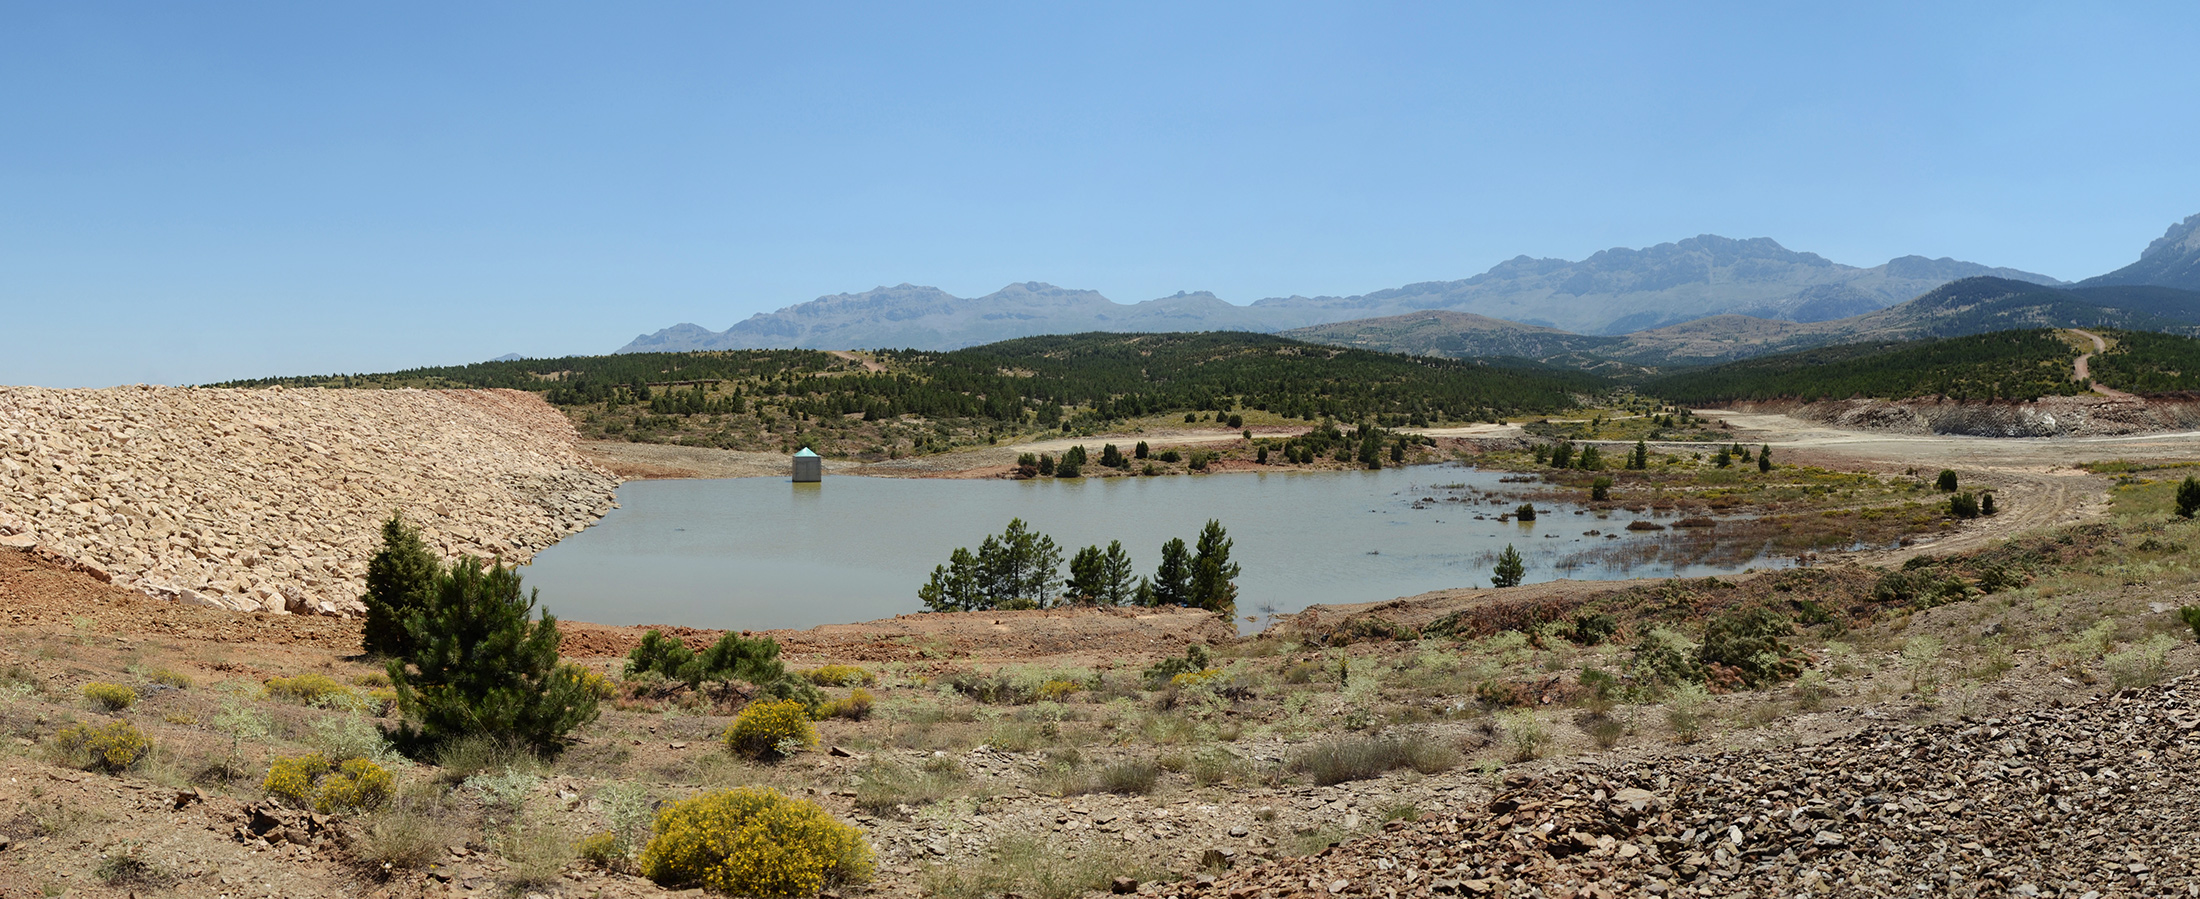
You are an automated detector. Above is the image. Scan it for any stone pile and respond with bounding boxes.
[0,386,619,617]
[1153,678,2200,898]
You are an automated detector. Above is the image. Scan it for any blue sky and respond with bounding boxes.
[4,2,2197,386]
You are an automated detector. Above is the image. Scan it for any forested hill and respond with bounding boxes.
[215,332,1605,456]
[1640,329,2091,404]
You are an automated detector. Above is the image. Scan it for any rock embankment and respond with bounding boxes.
[1778,394,2200,437]
[1158,676,2200,899]
[0,386,618,617]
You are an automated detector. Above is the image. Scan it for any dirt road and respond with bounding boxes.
[2069,328,2137,399]
[1688,407,2200,563]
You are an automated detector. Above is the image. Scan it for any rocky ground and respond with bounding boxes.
[0,387,619,617]
[1149,677,2200,899]
[1771,395,2200,439]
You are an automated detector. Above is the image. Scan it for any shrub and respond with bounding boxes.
[2105,634,2178,690]
[54,720,151,772]
[944,671,1035,705]
[625,629,699,682]
[1666,682,1709,742]
[1514,503,1537,522]
[82,682,136,711]
[577,830,625,869]
[1034,679,1083,702]
[355,782,454,871]
[570,666,617,701]
[309,712,391,762]
[317,758,396,813]
[1589,477,1612,502]
[1501,710,1548,762]
[94,844,174,889]
[264,673,358,708]
[1582,713,1625,750]
[1167,668,1222,689]
[146,668,193,689]
[2181,606,2200,642]
[1289,734,1457,786]
[639,787,875,897]
[1948,493,1981,519]
[1936,469,1959,492]
[819,689,874,721]
[724,699,817,761]
[388,557,599,754]
[263,754,333,807]
[1570,612,1618,646]
[1628,627,1703,688]
[1141,644,1213,689]
[805,665,874,687]
[1698,606,1804,687]
[2179,476,2200,519]
[1093,758,1161,795]
[366,687,401,716]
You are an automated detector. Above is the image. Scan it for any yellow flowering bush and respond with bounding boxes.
[82,682,138,711]
[803,665,875,687]
[723,699,816,761]
[146,668,193,689]
[54,720,150,773]
[263,754,393,813]
[818,688,873,721]
[1035,679,1083,702]
[366,687,400,716]
[639,787,874,897]
[576,830,625,868]
[263,673,358,708]
[315,758,394,813]
[572,665,618,700]
[262,754,332,806]
[1168,668,1223,688]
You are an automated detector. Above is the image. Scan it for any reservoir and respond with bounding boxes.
[522,464,1780,632]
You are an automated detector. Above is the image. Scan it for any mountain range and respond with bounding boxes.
[618,212,2200,361]
[1288,278,2200,370]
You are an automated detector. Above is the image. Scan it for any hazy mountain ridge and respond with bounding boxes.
[1286,277,2200,369]
[2079,213,2200,291]
[616,235,2062,353]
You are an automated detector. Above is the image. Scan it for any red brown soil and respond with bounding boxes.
[0,547,360,651]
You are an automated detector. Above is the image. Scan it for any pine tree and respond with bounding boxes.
[1188,520,1242,619]
[1065,545,1107,604]
[362,513,440,658]
[1629,440,1649,470]
[1152,538,1193,607]
[1757,445,1772,472]
[919,547,985,611]
[389,557,598,753]
[977,518,1062,609]
[1549,441,1574,469]
[1492,544,1525,588]
[1097,541,1135,606]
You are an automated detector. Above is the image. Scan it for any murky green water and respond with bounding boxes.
[521,464,1777,632]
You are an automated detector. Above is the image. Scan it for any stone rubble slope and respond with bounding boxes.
[0,386,619,617]
[1157,676,2200,899]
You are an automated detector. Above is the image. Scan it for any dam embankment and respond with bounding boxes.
[0,386,618,617]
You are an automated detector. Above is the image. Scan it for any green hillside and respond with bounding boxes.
[2087,330,2200,394]
[1641,329,2088,404]
[217,332,1604,457]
